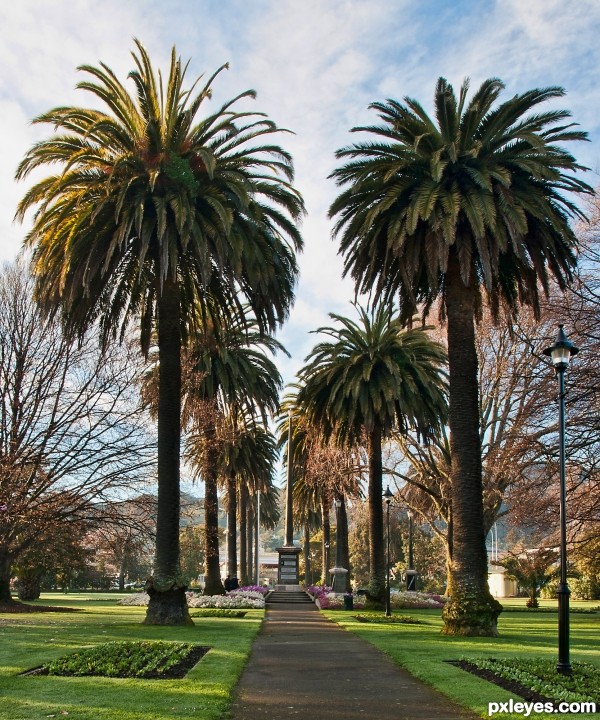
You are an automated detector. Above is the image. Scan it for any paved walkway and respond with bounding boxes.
[230,602,478,720]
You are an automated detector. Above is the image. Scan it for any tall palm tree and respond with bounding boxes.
[16,41,303,624]
[330,77,591,634]
[183,313,285,595]
[221,423,279,583]
[297,304,447,602]
[278,398,361,587]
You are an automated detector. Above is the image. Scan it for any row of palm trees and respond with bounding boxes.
[16,41,592,635]
[16,42,304,624]
[283,304,447,604]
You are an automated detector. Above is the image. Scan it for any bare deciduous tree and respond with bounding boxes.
[0,261,155,603]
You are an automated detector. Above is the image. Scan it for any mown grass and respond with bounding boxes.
[0,592,263,720]
[324,598,600,720]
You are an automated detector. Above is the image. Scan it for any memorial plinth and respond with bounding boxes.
[406,568,417,591]
[277,546,302,585]
[329,566,348,593]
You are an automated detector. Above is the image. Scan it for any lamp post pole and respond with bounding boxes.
[543,325,579,676]
[383,486,393,617]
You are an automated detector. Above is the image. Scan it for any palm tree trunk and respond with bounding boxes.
[303,523,311,584]
[367,422,385,604]
[254,496,260,586]
[203,432,225,596]
[144,276,191,625]
[445,511,454,597]
[442,251,501,635]
[246,503,254,584]
[320,497,330,585]
[226,474,237,578]
[239,484,248,584]
[337,494,352,592]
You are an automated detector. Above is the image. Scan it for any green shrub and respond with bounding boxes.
[539,579,559,599]
[353,613,423,624]
[461,657,598,705]
[570,576,600,601]
[41,640,208,678]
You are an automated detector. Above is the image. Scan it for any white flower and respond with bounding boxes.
[117,592,149,606]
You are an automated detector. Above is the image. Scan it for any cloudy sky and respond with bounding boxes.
[2,0,600,388]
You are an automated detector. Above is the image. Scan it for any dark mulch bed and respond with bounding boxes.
[0,601,80,614]
[22,645,210,680]
[448,660,551,705]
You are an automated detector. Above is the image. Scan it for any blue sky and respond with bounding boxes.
[2,0,600,388]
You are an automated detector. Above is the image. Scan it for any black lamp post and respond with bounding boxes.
[383,486,393,617]
[543,324,579,676]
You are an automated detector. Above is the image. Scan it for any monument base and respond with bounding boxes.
[406,568,417,591]
[330,566,348,593]
[277,546,302,585]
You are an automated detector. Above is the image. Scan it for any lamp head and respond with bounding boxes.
[543,325,579,370]
[383,486,393,504]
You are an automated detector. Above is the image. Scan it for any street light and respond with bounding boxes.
[543,324,579,676]
[383,486,393,617]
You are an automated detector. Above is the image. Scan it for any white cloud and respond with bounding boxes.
[2,0,600,380]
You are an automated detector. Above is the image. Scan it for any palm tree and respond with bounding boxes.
[278,397,362,588]
[329,77,591,634]
[221,423,279,584]
[183,313,285,595]
[16,41,303,624]
[298,304,447,603]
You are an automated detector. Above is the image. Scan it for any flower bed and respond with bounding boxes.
[304,587,445,610]
[187,591,265,609]
[117,590,265,609]
[390,590,447,610]
[230,585,270,596]
[306,585,365,610]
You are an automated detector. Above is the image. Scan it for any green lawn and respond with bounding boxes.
[0,593,263,720]
[324,598,600,720]
[3,594,599,720]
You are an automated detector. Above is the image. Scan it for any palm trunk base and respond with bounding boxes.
[203,576,226,596]
[441,590,502,636]
[143,579,193,626]
[365,573,386,608]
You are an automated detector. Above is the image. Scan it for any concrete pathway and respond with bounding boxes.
[230,602,478,720]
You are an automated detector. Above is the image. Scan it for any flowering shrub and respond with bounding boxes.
[230,585,270,596]
[117,591,265,609]
[390,590,447,610]
[187,592,265,609]
[305,585,332,599]
[117,592,149,606]
[306,586,364,610]
[228,589,267,601]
